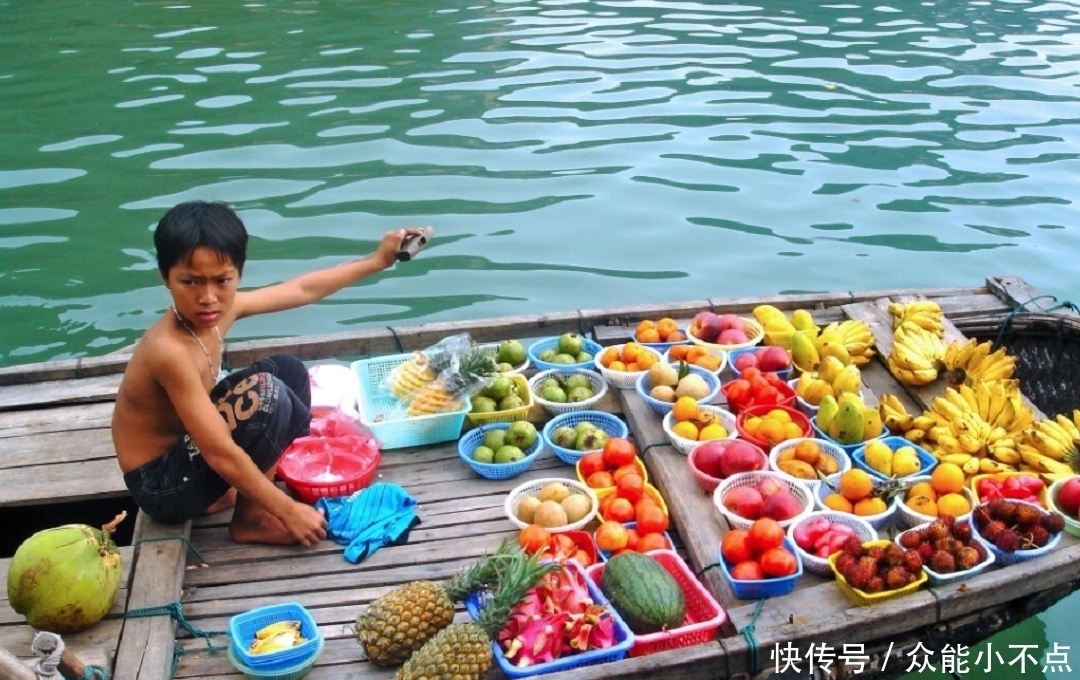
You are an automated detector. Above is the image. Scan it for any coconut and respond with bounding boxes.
[7,512,126,633]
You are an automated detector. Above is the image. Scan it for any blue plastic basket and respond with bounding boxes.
[457,423,545,480]
[850,436,937,481]
[634,365,721,416]
[542,411,630,465]
[895,522,995,586]
[528,336,604,372]
[464,560,634,678]
[229,602,321,671]
[351,355,470,450]
[228,635,323,680]
[728,347,793,381]
[809,416,888,456]
[977,500,1063,566]
[718,536,803,599]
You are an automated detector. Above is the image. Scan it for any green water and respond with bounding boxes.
[2,0,1078,671]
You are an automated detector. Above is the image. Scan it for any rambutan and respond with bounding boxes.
[988,499,1017,523]
[902,549,923,573]
[926,519,950,541]
[980,520,1006,543]
[994,528,1020,553]
[970,541,988,563]
[955,546,981,570]
[835,552,857,575]
[929,549,956,574]
[1041,513,1065,534]
[917,543,935,561]
[952,521,973,542]
[845,563,874,591]
[972,503,992,529]
[867,545,886,560]
[864,576,885,594]
[898,530,923,550]
[882,543,905,567]
[884,566,912,590]
[842,536,865,558]
[1014,503,1042,527]
[1027,525,1050,549]
[858,555,879,574]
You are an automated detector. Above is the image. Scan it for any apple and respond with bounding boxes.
[733,352,759,372]
[690,311,722,343]
[761,490,802,521]
[718,328,749,345]
[757,346,792,372]
[723,486,764,520]
[692,440,727,478]
[755,476,785,499]
[718,440,766,478]
[719,314,747,333]
[1058,477,1080,516]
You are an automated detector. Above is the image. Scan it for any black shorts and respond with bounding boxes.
[123,354,312,524]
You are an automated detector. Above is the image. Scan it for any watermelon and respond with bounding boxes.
[600,552,686,634]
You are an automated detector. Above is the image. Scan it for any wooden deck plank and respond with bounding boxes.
[0,402,114,439]
[0,458,128,508]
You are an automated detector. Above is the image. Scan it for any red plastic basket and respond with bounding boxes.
[587,549,726,657]
[735,404,811,450]
[277,436,381,503]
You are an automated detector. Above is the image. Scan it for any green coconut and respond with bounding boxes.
[7,512,126,633]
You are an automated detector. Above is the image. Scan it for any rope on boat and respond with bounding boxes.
[77,668,109,680]
[123,601,226,654]
[386,326,404,353]
[993,294,1080,350]
[31,633,62,678]
[739,599,766,674]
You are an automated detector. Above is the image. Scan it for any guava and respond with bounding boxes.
[539,349,558,362]
[471,446,495,464]
[496,340,526,367]
[486,376,513,401]
[482,429,507,451]
[565,374,592,390]
[541,385,567,403]
[471,396,497,414]
[505,421,537,449]
[567,386,594,402]
[498,394,525,411]
[576,352,593,364]
[558,333,584,356]
[551,426,579,449]
[551,353,577,364]
[494,445,525,464]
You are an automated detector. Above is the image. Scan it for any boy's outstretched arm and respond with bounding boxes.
[234,227,427,320]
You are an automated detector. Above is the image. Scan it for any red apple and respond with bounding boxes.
[719,314,747,333]
[1057,477,1080,516]
[733,352,759,372]
[718,440,766,478]
[761,490,802,521]
[757,346,792,372]
[690,311,722,343]
[692,440,727,478]
[755,476,785,499]
[718,328,749,345]
[723,486,764,520]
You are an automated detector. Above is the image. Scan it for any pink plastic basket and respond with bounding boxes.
[588,549,726,657]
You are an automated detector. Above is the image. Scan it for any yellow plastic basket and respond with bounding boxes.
[827,540,928,606]
[466,375,533,425]
[763,328,818,351]
[968,471,1050,507]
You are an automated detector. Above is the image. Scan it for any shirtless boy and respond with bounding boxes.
[112,201,424,546]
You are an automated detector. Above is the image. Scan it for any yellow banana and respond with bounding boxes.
[979,458,1013,474]
[962,456,981,476]
[255,621,302,640]
[1018,444,1074,475]
[942,452,974,467]
[904,428,927,442]
[990,447,1021,466]
[957,433,983,455]
[1025,428,1068,461]
[931,396,966,422]
[1055,414,1080,439]
[912,415,937,432]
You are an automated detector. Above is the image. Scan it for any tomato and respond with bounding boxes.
[606,497,636,523]
[598,493,618,518]
[730,560,766,581]
[763,372,788,390]
[595,520,629,552]
[624,527,640,552]
[616,473,645,504]
[636,503,669,535]
[755,384,780,406]
[578,451,607,479]
[602,437,638,468]
[573,549,593,567]
[759,546,798,577]
[724,379,753,409]
[586,471,615,489]
[721,529,754,564]
[741,367,763,383]
[518,524,552,554]
[636,532,670,553]
[612,461,642,483]
[747,518,785,552]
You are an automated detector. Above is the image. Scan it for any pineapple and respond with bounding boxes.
[387,352,438,399]
[405,345,497,417]
[394,550,556,680]
[356,541,519,666]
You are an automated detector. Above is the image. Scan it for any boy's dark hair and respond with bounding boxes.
[154,201,249,278]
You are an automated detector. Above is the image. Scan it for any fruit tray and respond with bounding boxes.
[718,536,803,599]
[767,437,850,492]
[809,416,888,456]
[894,523,996,587]
[786,510,877,576]
[762,327,818,352]
[465,560,634,678]
[828,540,928,606]
[457,423,546,481]
[528,336,604,373]
[587,549,727,657]
[895,476,976,529]
[661,347,729,376]
[850,436,937,481]
[722,380,797,416]
[351,355,470,450]
[814,476,899,531]
[662,405,738,455]
[466,374,533,425]
[687,317,764,352]
[1047,477,1080,537]
[976,500,1063,566]
[713,471,814,530]
[528,369,608,416]
[229,602,322,671]
[595,344,664,390]
[504,477,599,533]
[635,365,721,416]
[970,471,1050,507]
[542,410,630,465]
[735,404,811,450]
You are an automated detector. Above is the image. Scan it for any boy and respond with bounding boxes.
[112,201,425,546]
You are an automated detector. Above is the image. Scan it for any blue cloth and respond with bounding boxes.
[316,482,419,563]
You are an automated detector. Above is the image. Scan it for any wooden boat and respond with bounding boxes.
[1,275,1078,680]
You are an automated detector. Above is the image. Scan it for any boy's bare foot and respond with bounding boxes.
[229,512,297,545]
[205,488,237,515]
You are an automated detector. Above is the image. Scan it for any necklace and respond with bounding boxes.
[171,306,223,379]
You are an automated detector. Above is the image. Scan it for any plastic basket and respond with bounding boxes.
[595,344,664,389]
[728,347,794,381]
[687,317,764,352]
[228,635,323,680]
[735,404,812,450]
[768,437,850,492]
[587,550,726,657]
[894,523,995,586]
[634,365,721,416]
[828,540,928,606]
[351,355,469,450]
[596,483,669,521]
[718,536,803,599]
[465,560,634,678]
[786,511,877,576]
[687,440,768,494]
[575,455,648,489]
[1047,477,1080,537]
[975,500,1063,565]
[477,341,531,376]
[542,410,630,465]
[277,438,380,504]
[814,475,899,531]
[661,347,728,376]
[466,374,533,425]
[505,477,599,532]
[713,471,814,530]
[638,331,691,354]
[594,521,675,561]
[809,416,888,456]
[229,602,322,671]
[457,423,545,480]
[528,369,609,416]
[850,437,937,481]
[895,476,976,529]
[662,405,738,455]
[970,471,1051,507]
[528,336,604,372]
[721,379,796,416]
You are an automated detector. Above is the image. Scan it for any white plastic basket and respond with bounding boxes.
[477,342,531,376]
[504,477,599,533]
[661,347,728,376]
[687,317,764,352]
[712,471,814,530]
[528,369,609,416]
[895,476,976,529]
[768,438,851,492]
[814,475,898,531]
[635,365,721,416]
[594,344,664,389]
[786,510,877,576]
[662,405,738,455]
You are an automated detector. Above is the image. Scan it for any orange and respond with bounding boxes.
[907,481,937,503]
[667,330,687,342]
[757,418,785,446]
[636,352,657,369]
[673,396,700,423]
[600,346,620,367]
[635,320,656,337]
[853,496,887,517]
[518,524,552,554]
[767,408,793,424]
[608,360,626,372]
[783,422,804,440]
[931,463,965,495]
[657,318,679,340]
[668,345,691,361]
[699,423,729,441]
[906,495,937,517]
[937,492,971,517]
[839,469,874,502]
[672,421,699,441]
[694,354,722,372]
[822,493,853,513]
[687,346,708,363]
[638,328,661,344]
[741,416,764,437]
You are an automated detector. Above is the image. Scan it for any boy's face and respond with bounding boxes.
[164,246,239,328]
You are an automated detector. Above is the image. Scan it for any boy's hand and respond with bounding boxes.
[374,228,428,269]
[282,501,328,547]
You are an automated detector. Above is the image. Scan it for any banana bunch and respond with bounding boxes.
[917,381,1034,477]
[887,300,944,335]
[815,320,875,367]
[387,352,438,399]
[942,338,1016,386]
[817,391,883,446]
[1022,415,1078,462]
[250,620,307,655]
[878,393,914,434]
[887,321,946,386]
